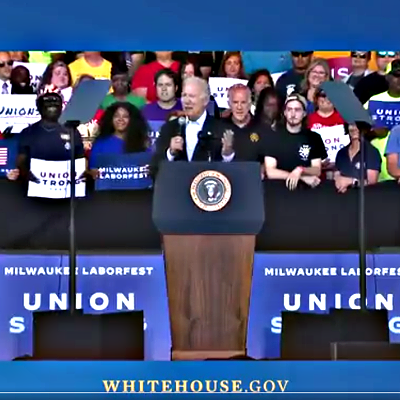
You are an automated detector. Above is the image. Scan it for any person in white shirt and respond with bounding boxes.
[0,52,13,94]
[151,76,234,177]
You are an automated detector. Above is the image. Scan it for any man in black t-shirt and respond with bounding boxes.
[264,94,327,190]
[7,92,84,182]
[223,84,273,166]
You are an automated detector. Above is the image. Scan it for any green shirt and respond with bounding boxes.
[371,135,394,181]
[28,51,65,64]
[100,93,146,110]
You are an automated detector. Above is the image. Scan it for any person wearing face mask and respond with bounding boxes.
[264,94,327,190]
[150,76,234,177]
[6,92,84,181]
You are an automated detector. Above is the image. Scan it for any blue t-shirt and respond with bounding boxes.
[335,141,382,179]
[89,135,151,169]
[18,121,84,166]
[384,125,400,166]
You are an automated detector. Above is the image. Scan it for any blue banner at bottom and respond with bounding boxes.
[0,362,400,395]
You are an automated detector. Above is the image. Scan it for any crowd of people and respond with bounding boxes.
[1,50,400,194]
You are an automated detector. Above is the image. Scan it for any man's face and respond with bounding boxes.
[284,100,305,127]
[0,52,13,81]
[388,74,400,93]
[291,52,313,71]
[229,89,251,123]
[348,124,360,141]
[224,55,241,78]
[351,52,369,70]
[182,82,208,119]
[376,52,397,72]
[156,74,176,102]
[39,94,63,122]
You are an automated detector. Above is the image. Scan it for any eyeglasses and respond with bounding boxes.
[351,52,368,59]
[0,60,13,68]
[291,51,313,57]
[377,51,397,57]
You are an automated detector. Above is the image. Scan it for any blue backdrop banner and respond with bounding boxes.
[95,152,152,191]
[1,253,400,360]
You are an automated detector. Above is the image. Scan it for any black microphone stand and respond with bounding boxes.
[65,120,81,315]
[357,123,367,311]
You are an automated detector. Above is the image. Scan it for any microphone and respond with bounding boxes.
[177,116,186,137]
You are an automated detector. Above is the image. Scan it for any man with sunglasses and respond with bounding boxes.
[275,51,314,104]
[0,52,13,94]
[354,51,399,104]
[343,51,372,90]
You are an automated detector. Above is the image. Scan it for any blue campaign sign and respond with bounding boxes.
[0,138,17,177]
[1,252,400,360]
[148,120,163,152]
[95,152,153,191]
[368,100,400,129]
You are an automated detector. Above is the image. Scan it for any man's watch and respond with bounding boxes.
[352,178,359,187]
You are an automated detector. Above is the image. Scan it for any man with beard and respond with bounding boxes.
[150,76,234,177]
[223,84,272,165]
[264,94,327,190]
[7,92,84,181]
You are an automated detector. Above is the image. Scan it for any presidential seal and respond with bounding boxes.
[190,170,232,212]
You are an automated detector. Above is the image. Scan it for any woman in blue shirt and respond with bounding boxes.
[89,102,150,173]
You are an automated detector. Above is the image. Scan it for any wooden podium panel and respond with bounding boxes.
[163,234,255,360]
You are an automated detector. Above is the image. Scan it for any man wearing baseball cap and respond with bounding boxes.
[264,93,327,190]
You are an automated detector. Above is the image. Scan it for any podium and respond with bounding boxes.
[152,161,265,360]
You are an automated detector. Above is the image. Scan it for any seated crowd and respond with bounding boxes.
[1,50,400,193]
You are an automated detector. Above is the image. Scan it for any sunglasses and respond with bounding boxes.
[291,51,313,57]
[351,52,369,59]
[0,60,13,68]
[377,51,397,57]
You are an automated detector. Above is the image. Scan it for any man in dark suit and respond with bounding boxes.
[151,76,234,177]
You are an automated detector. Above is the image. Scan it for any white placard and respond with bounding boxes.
[208,77,248,109]
[311,124,350,162]
[0,95,40,133]
[28,158,86,199]
[14,62,47,92]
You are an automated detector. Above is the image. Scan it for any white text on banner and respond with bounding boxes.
[208,77,248,109]
[312,124,350,162]
[28,158,86,199]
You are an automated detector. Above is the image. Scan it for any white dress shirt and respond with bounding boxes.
[166,111,234,162]
[0,79,11,95]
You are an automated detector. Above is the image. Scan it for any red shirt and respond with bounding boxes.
[307,110,344,130]
[131,61,180,103]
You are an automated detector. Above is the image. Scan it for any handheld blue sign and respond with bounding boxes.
[0,138,17,177]
[368,100,400,128]
[95,152,152,191]
[148,120,163,151]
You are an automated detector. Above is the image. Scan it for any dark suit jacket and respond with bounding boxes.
[150,114,228,178]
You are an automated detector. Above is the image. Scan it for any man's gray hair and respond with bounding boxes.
[182,76,210,100]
